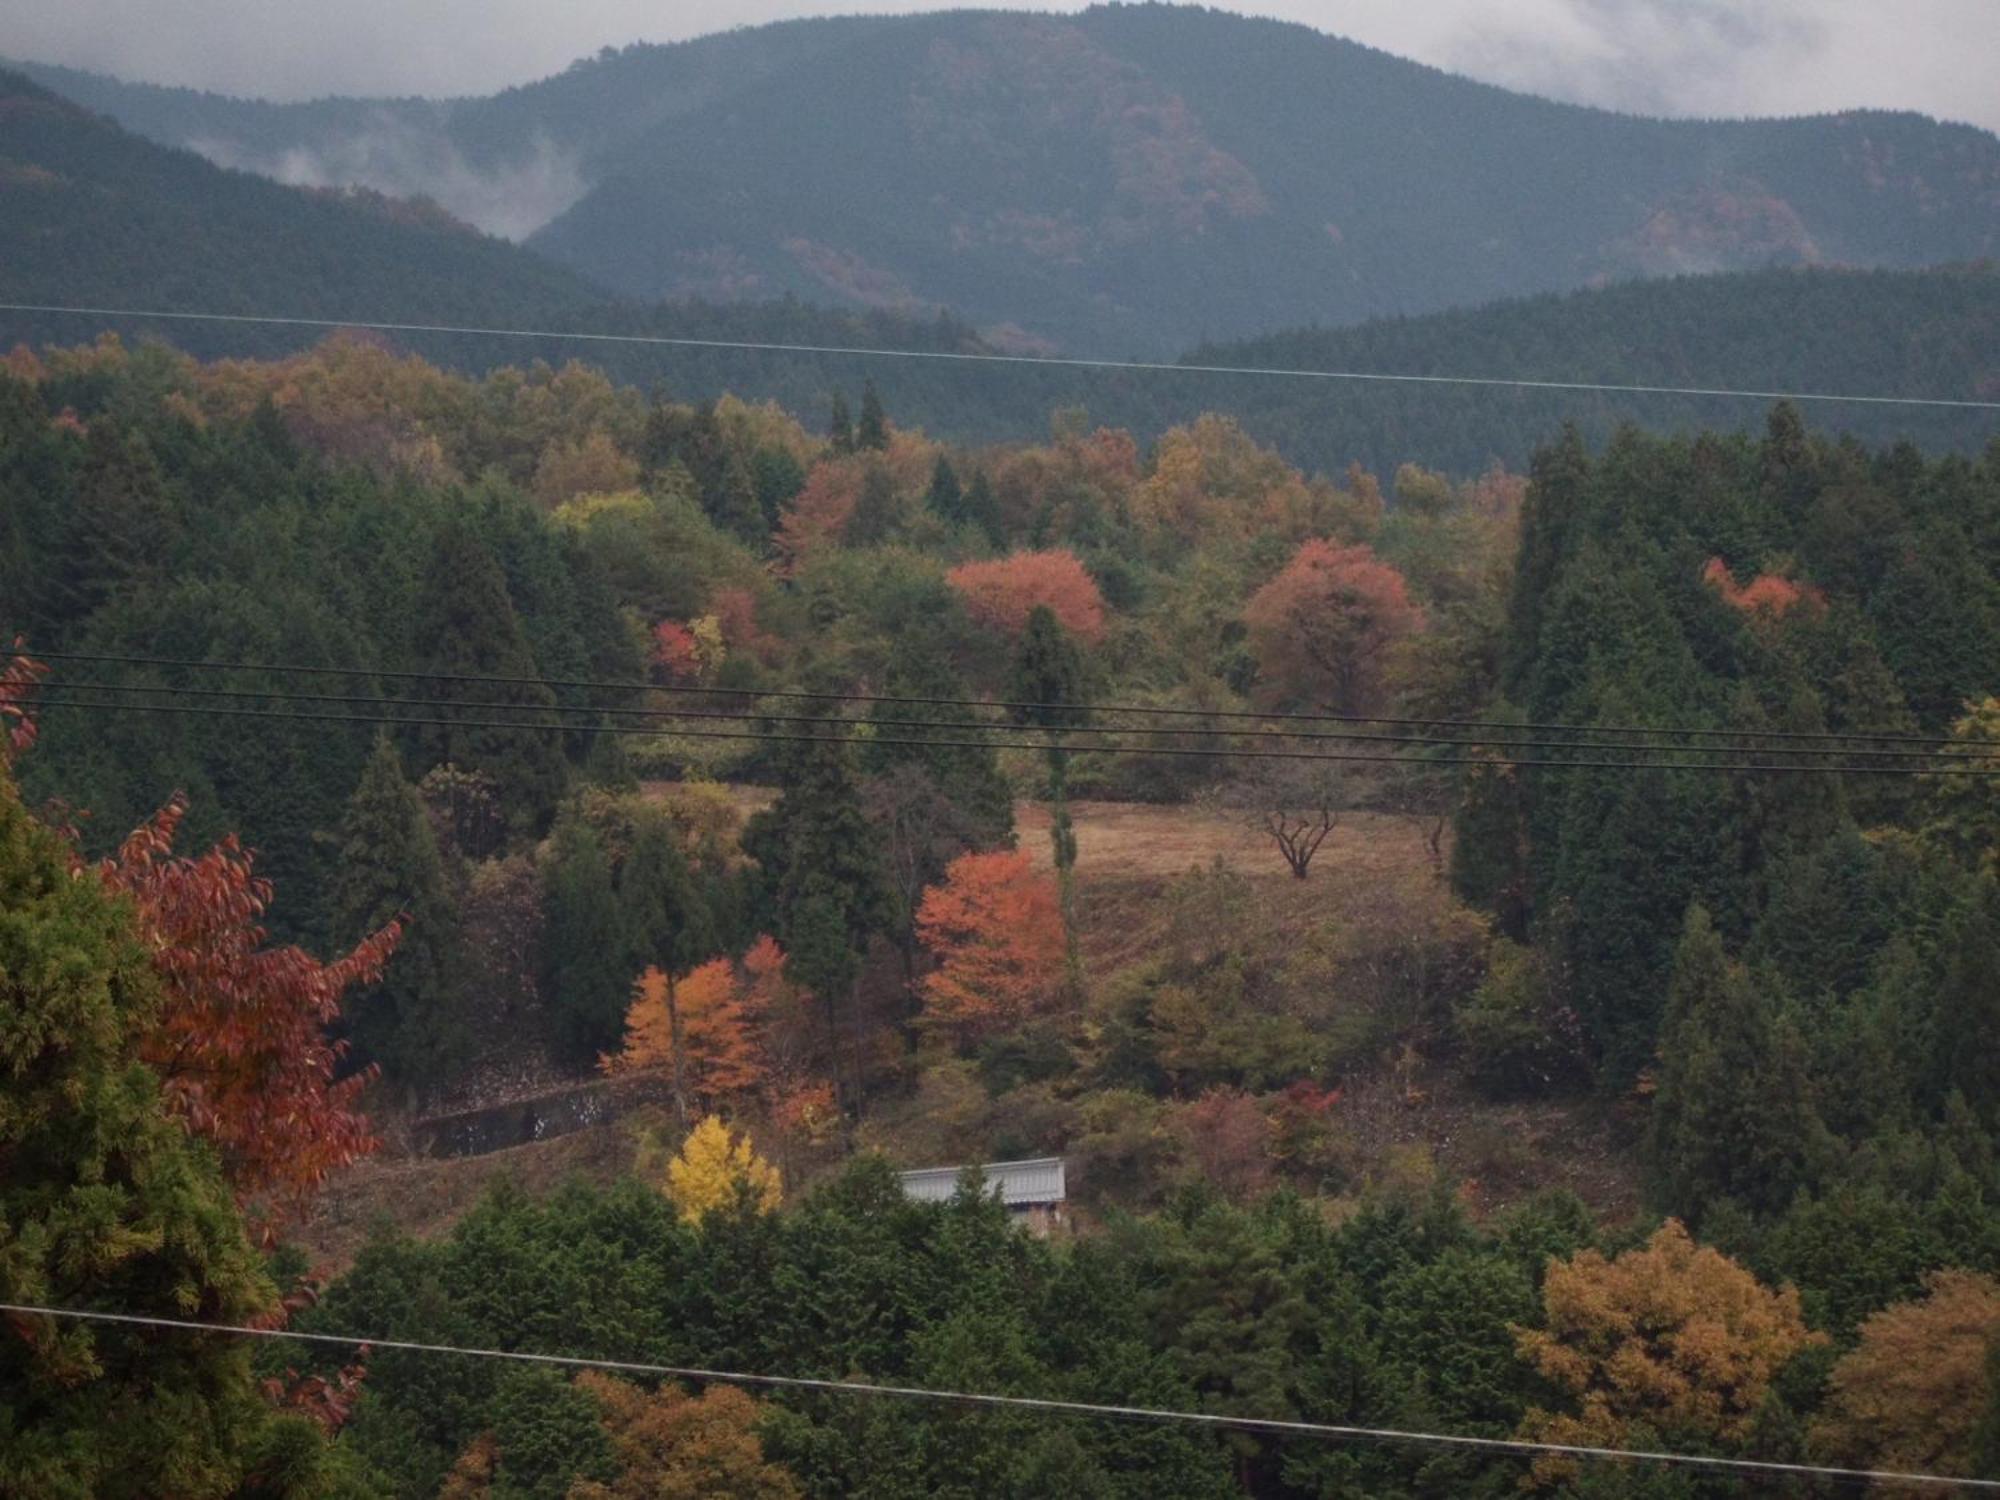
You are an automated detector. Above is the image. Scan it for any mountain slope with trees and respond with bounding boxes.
[0,69,605,343]
[12,4,2000,354]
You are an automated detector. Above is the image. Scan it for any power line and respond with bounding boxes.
[4,302,1997,412]
[3,1303,1988,1492]
[44,677,1980,764]
[19,648,1997,751]
[29,694,2000,775]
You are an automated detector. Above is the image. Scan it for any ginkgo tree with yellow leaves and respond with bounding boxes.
[666,1115,782,1223]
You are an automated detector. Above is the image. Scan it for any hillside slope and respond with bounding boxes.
[14,5,2000,354]
[0,70,605,352]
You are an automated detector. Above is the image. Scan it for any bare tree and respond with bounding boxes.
[1265,802,1338,879]
[1211,764,1346,880]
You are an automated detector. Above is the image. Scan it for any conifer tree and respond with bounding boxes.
[618,822,718,1124]
[1010,605,1087,998]
[51,424,175,622]
[827,391,854,454]
[333,734,466,1087]
[0,769,280,1499]
[411,516,567,836]
[744,738,888,1111]
[1501,424,1590,698]
[540,817,631,1067]
[864,633,1013,849]
[1646,905,1827,1222]
[961,468,1003,544]
[713,449,767,543]
[856,380,890,452]
[925,454,964,523]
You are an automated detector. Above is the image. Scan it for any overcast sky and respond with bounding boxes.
[4,0,1996,133]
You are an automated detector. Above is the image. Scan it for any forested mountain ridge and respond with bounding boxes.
[0,69,607,335]
[13,4,2000,353]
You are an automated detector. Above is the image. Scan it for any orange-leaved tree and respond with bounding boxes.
[1514,1219,1823,1487]
[946,548,1106,643]
[773,458,862,574]
[1810,1269,2000,1479]
[1702,557,1823,619]
[101,796,401,1233]
[1243,538,1422,713]
[915,849,1066,1040]
[570,1372,802,1500]
[604,957,768,1107]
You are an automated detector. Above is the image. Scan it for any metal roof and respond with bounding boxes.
[898,1157,1066,1208]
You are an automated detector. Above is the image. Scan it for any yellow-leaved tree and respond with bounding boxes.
[1514,1220,1823,1487]
[1810,1269,2000,1480]
[666,1115,781,1224]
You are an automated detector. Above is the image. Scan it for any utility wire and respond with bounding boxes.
[42,677,1983,763]
[19,648,1998,751]
[29,694,2000,775]
[3,302,1997,412]
[3,1303,1990,1492]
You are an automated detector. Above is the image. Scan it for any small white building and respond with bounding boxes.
[898,1157,1067,1232]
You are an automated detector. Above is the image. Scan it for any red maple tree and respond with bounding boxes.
[1702,557,1823,618]
[101,797,400,1235]
[946,549,1107,643]
[915,849,1066,1039]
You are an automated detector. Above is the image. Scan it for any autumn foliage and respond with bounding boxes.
[571,1373,802,1500]
[666,1114,782,1223]
[1514,1220,1822,1485]
[915,849,1066,1038]
[946,549,1107,643]
[0,640,45,764]
[1702,557,1823,618]
[607,958,769,1105]
[1810,1269,2000,1479]
[1243,538,1422,712]
[774,459,863,573]
[101,796,401,1230]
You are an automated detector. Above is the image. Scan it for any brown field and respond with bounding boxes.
[1017,798,1435,883]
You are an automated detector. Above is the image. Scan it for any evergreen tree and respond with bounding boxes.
[743,738,889,1112]
[50,424,176,622]
[865,633,1014,850]
[962,469,1003,544]
[1501,424,1590,698]
[411,516,568,837]
[1010,605,1087,998]
[0,770,283,1499]
[751,444,807,529]
[332,734,466,1088]
[713,449,768,543]
[540,818,631,1067]
[1929,875,2000,1129]
[827,391,855,455]
[618,822,718,1125]
[924,455,964,523]
[582,720,639,792]
[856,380,890,451]
[1647,905,1828,1222]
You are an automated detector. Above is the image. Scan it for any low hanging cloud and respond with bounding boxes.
[188,119,587,241]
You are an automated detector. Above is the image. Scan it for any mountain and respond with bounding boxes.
[13,5,2000,356]
[0,69,605,352]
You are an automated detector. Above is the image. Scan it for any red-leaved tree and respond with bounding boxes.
[946,549,1107,643]
[101,797,401,1235]
[915,849,1066,1040]
[1243,538,1422,712]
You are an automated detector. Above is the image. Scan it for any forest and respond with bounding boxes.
[4,329,2000,1497]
